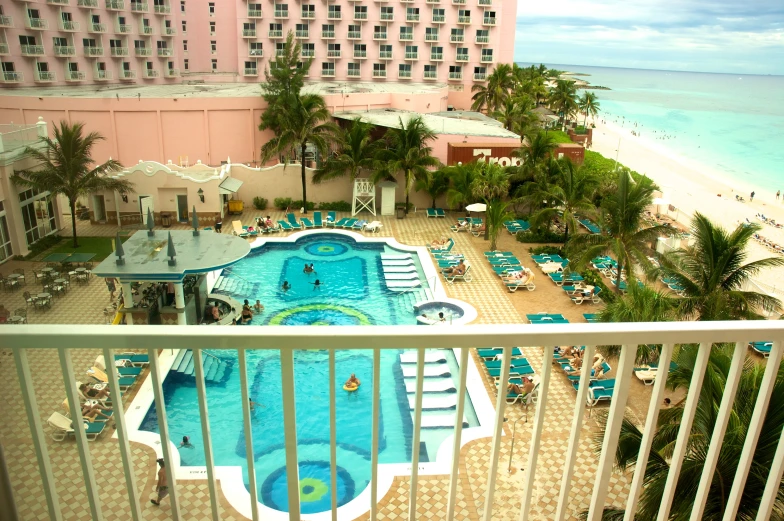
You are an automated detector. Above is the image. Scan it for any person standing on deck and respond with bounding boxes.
[150,458,169,506]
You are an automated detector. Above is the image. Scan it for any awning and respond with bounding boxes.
[219,177,243,195]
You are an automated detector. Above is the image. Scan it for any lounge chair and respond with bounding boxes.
[586,379,616,406]
[47,411,106,441]
[749,341,772,357]
[364,221,383,232]
[231,220,248,237]
[325,211,337,226]
[342,218,358,229]
[583,313,600,323]
[426,208,438,218]
[444,264,472,284]
[286,213,303,229]
[87,367,136,390]
[488,257,520,266]
[484,357,530,369]
[634,368,658,385]
[435,208,446,218]
[277,220,294,231]
[571,287,602,305]
[114,353,149,366]
[313,211,323,227]
[477,347,523,359]
[566,362,611,382]
[505,272,536,292]
[301,217,315,228]
[428,239,454,253]
[487,363,535,379]
[332,217,350,228]
[484,251,515,257]
[549,273,583,286]
[352,219,368,230]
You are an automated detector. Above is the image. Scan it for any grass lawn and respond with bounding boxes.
[40,236,131,262]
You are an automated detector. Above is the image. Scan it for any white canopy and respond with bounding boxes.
[466,203,487,212]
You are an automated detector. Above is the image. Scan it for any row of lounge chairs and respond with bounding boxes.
[476,347,539,405]
[426,208,447,218]
[578,218,602,234]
[504,220,531,234]
[526,313,569,324]
[47,352,150,442]
[483,251,536,292]
[430,239,472,283]
[234,212,383,236]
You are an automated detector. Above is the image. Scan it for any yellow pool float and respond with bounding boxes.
[343,383,360,392]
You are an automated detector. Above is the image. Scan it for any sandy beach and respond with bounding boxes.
[590,120,784,297]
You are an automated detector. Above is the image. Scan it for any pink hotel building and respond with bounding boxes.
[0,0,516,104]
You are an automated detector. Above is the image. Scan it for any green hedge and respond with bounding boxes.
[580,269,616,304]
[548,130,574,144]
[318,201,352,212]
[252,196,268,210]
[15,235,63,260]
[528,245,564,256]
[273,197,352,212]
[516,229,566,244]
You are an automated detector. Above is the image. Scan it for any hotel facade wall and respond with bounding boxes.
[0,0,515,108]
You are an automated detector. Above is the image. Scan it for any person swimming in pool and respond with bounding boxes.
[304,263,314,274]
[310,279,321,290]
[345,374,360,388]
[282,281,291,291]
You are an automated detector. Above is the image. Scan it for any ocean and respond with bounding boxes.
[518,63,784,193]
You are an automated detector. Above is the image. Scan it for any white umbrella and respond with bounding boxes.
[465,203,487,212]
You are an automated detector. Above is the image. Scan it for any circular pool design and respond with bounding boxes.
[261,461,356,514]
[267,304,373,326]
[305,241,349,257]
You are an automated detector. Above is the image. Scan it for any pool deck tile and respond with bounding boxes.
[0,209,646,520]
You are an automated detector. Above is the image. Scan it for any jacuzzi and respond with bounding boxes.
[413,299,477,325]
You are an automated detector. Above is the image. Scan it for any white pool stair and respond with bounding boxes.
[407,394,458,410]
[404,379,456,393]
[384,273,420,281]
[383,266,418,274]
[380,253,413,260]
[399,351,447,364]
[385,280,422,289]
[415,413,469,428]
[381,260,415,267]
[401,364,451,378]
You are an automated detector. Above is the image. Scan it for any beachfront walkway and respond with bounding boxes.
[1,209,651,520]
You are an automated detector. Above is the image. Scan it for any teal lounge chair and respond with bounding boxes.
[301,217,315,228]
[118,367,142,377]
[352,219,368,230]
[435,208,446,217]
[332,217,350,228]
[484,357,530,369]
[114,353,149,366]
[749,341,772,357]
[477,347,523,359]
[277,220,293,230]
[313,211,323,227]
[48,412,106,441]
[342,218,358,229]
[583,313,600,322]
[325,211,337,226]
[587,380,617,406]
[487,364,535,378]
[286,213,302,229]
[426,208,438,218]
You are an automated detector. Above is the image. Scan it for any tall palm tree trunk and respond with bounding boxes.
[300,143,309,214]
[405,169,411,214]
[615,259,624,293]
[69,198,79,248]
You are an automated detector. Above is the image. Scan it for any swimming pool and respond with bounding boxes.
[137,231,484,517]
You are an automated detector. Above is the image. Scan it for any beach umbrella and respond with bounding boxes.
[466,203,487,213]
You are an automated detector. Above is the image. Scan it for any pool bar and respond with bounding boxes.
[4,321,784,521]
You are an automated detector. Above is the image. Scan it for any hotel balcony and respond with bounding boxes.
[243,27,257,37]
[424,70,437,79]
[130,1,148,12]
[248,8,263,18]
[94,69,112,80]
[163,26,176,36]
[274,10,289,19]
[0,15,12,28]
[105,0,125,10]
[60,20,81,31]
[0,43,8,55]
[301,49,314,57]
[48,0,70,5]
[144,69,159,78]
[165,68,179,77]
[448,71,462,80]
[483,16,496,26]
[432,14,445,23]
[1,71,23,82]
[473,71,486,80]
[135,48,152,56]
[479,0,491,4]
[457,15,471,24]
[347,68,360,77]
[77,0,98,6]
[154,4,170,14]
[141,25,155,35]
[249,47,263,57]
[399,33,413,41]
[65,70,86,81]
[456,53,468,62]
[26,18,49,30]
[453,0,466,4]
[347,30,361,40]
[326,50,341,58]
[117,23,133,33]
[85,47,104,56]
[157,48,172,57]
[476,34,489,44]
[380,13,393,21]
[372,69,386,77]
[480,54,492,62]
[244,67,259,77]
[398,69,411,79]
[327,11,341,20]
[120,69,137,79]
[425,33,439,42]
[90,22,107,33]
[34,71,56,82]
[21,45,45,56]
[2,321,783,521]
[54,45,76,57]
[450,34,464,43]
[379,50,392,59]
[321,30,335,39]
[406,13,420,22]
[301,11,315,19]
[275,49,286,57]
[353,49,366,59]
[427,0,440,3]
[321,68,335,78]
[431,52,443,61]
[295,30,308,39]
[353,12,367,20]
[404,51,418,60]
[268,29,283,38]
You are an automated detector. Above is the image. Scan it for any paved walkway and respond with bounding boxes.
[0,209,641,520]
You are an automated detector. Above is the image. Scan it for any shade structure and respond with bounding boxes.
[466,203,487,212]
[652,198,670,206]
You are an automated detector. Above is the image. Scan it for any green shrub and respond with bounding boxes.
[273,197,293,210]
[580,269,616,304]
[14,235,64,260]
[528,245,564,256]
[318,201,352,212]
[516,229,565,244]
[252,196,268,210]
[574,126,588,135]
[291,200,316,211]
[547,130,574,144]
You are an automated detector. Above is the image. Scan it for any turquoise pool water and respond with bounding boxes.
[140,233,479,514]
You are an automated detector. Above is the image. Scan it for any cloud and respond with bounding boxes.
[514,0,784,74]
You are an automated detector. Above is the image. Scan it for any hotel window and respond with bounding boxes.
[398,63,411,77]
[183,58,188,70]
[109,38,121,49]
[249,42,262,56]
[208,2,214,15]
[322,24,334,38]
[327,5,340,19]
[327,43,340,57]
[347,24,360,39]
[354,6,367,19]
[180,0,185,13]
[145,61,154,71]
[275,42,285,56]
[301,42,314,57]
[406,7,419,21]
[354,43,366,57]
[373,63,385,76]
[400,26,413,39]
[405,45,417,59]
[134,39,146,50]
[476,29,489,42]
[449,65,461,77]
[275,3,289,17]
[211,58,217,70]
[347,62,360,76]
[122,61,131,72]
[53,36,68,47]
[83,37,97,49]
[373,26,386,39]
[379,44,391,58]
[432,8,445,22]
[209,21,215,35]
[321,62,334,75]
[458,9,470,22]
[302,4,315,17]
[245,61,256,73]
[181,20,186,32]
[451,28,464,41]
[456,47,468,60]
[182,40,187,51]
[481,48,493,61]
[425,27,438,41]
[0,203,11,262]
[431,46,443,60]
[18,190,56,248]
[380,7,393,20]
[474,65,486,76]
[424,64,437,78]
[210,40,216,54]
[295,23,308,38]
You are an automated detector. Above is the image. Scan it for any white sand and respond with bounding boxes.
[590,121,784,294]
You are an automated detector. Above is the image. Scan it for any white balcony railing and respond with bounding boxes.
[130,1,148,11]
[0,15,12,27]
[244,67,258,76]
[117,23,132,33]
[327,11,341,19]
[373,69,386,77]
[249,47,263,57]
[21,45,45,56]
[456,53,468,62]
[54,45,76,56]
[373,32,387,40]
[476,34,489,43]
[425,34,438,41]
[274,10,288,18]
[473,72,486,80]
[448,71,462,80]
[432,15,445,23]
[248,9,262,17]
[157,48,172,56]
[399,32,413,41]
[424,70,437,79]
[354,12,367,20]
[111,47,129,56]
[34,70,56,82]
[480,54,492,62]
[398,69,411,78]
[347,31,361,39]
[90,23,107,32]
[354,50,366,58]
[450,34,464,42]
[321,30,335,38]
[144,69,159,78]
[60,20,80,31]
[1,71,23,82]
[105,0,124,9]
[301,49,314,57]
[154,4,170,13]
[0,43,8,55]
[77,0,98,6]
[66,70,86,81]
[483,16,496,25]
[268,29,283,38]
[142,25,154,34]
[26,18,49,30]
[2,322,783,521]
[135,48,152,56]
[321,68,335,77]
[457,15,470,23]
[242,28,257,37]
[295,30,308,38]
[120,69,136,79]
[379,50,391,59]
[94,69,112,80]
[404,52,418,60]
[326,50,340,58]
[430,52,442,60]
[347,68,360,77]
[165,68,179,77]
[380,13,392,21]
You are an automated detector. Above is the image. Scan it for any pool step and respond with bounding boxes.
[170,349,231,384]
[404,379,456,393]
[414,412,469,428]
[383,266,418,274]
[407,394,457,410]
[381,260,415,267]
[399,351,447,364]
[380,253,412,260]
[386,280,421,290]
[384,272,420,281]
[402,364,450,378]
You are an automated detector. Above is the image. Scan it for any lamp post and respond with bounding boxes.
[507,416,527,473]
[613,137,621,172]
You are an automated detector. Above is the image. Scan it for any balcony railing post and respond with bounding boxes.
[279,348,301,520]
[554,345,596,521]
[446,346,469,521]
[147,347,182,519]
[192,349,221,520]
[518,343,553,520]
[12,348,62,521]
[237,349,260,521]
[58,349,104,521]
[102,347,143,521]
[329,349,339,521]
[623,343,674,521]
[408,347,426,521]
[721,340,783,521]
[370,346,381,521]
[756,403,784,521]
[652,342,711,521]
[481,344,512,521]
[586,343,637,521]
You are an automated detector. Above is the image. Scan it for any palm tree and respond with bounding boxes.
[471,163,510,240]
[260,94,338,214]
[470,63,514,114]
[313,118,379,184]
[549,79,579,129]
[415,169,450,209]
[513,131,558,180]
[445,162,480,211]
[568,171,673,290]
[589,344,784,521]
[655,214,784,320]
[12,121,132,248]
[578,91,601,127]
[373,116,440,214]
[485,200,514,251]
[528,159,597,243]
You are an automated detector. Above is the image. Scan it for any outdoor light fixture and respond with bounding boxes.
[197,188,204,203]
[121,193,128,203]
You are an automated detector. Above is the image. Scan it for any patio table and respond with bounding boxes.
[42,253,71,263]
[66,253,96,263]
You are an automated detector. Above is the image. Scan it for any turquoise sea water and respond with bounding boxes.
[520,64,784,192]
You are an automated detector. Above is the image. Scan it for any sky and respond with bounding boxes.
[514,0,784,75]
